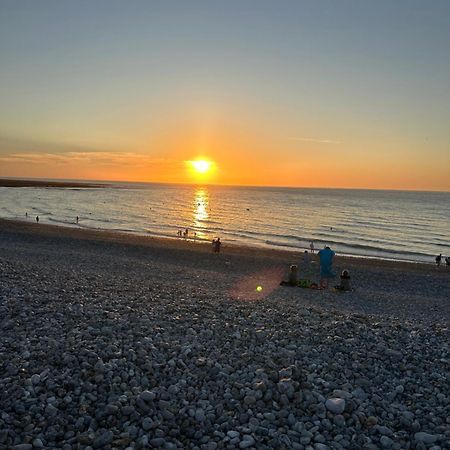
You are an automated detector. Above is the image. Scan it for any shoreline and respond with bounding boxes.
[1,180,446,264]
[0,217,436,268]
[0,218,435,271]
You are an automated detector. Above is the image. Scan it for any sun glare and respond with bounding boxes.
[191,160,211,174]
[185,158,216,182]
[186,159,216,180]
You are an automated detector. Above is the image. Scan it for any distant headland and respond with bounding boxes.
[0,178,107,188]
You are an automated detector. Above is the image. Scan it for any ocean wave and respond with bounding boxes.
[1,184,448,262]
[314,232,409,248]
[31,208,53,215]
[194,218,221,225]
[0,207,17,216]
[264,239,433,261]
[85,217,113,224]
[106,227,142,233]
[47,217,76,225]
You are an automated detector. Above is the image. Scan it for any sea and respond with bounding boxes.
[1,181,449,263]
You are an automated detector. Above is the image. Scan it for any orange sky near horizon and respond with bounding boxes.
[1,114,449,191]
[1,130,449,191]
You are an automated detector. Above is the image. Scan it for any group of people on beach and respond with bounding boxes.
[281,242,350,291]
[435,253,450,267]
[177,228,195,238]
[287,242,450,292]
[311,244,349,290]
[176,227,221,253]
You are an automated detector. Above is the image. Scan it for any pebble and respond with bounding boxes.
[315,444,329,450]
[150,438,166,447]
[30,374,41,385]
[142,417,153,431]
[366,416,378,427]
[93,431,113,448]
[0,236,448,450]
[227,431,240,439]
[380,435,394,448]
[325,398,345,414]
[333,415,346,427]
[377,426,393,436]
[239,435,256,449]
[139,390,156,402]
[32,439,44,448]
[414,432,439,444]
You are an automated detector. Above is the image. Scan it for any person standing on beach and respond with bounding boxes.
[76,216,79,224]
[435,253,442,267]
[302,250,311,278]
[213,237,221,253]
[310,241,315,254]
[318,246,335,289]
[303,250,310,265]
[36,215,39,223]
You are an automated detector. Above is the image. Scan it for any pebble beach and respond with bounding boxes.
[0,219,449,450]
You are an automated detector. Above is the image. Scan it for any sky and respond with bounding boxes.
[0,0,449,190]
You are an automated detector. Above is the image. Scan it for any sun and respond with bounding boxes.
[185,158,216,181]
[191,159,211,174]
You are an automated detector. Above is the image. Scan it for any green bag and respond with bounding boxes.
[298,279,311,288]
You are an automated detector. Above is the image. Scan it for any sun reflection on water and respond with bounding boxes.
[192,187,209,237]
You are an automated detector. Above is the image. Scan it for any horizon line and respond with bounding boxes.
[0,175,449,194]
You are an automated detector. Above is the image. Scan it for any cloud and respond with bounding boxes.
[0,134,99,155]
[0,151,175,168]
[0,134,176,168]
[287,137,342,145]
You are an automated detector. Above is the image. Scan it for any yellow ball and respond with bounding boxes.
[256,285,263,292]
